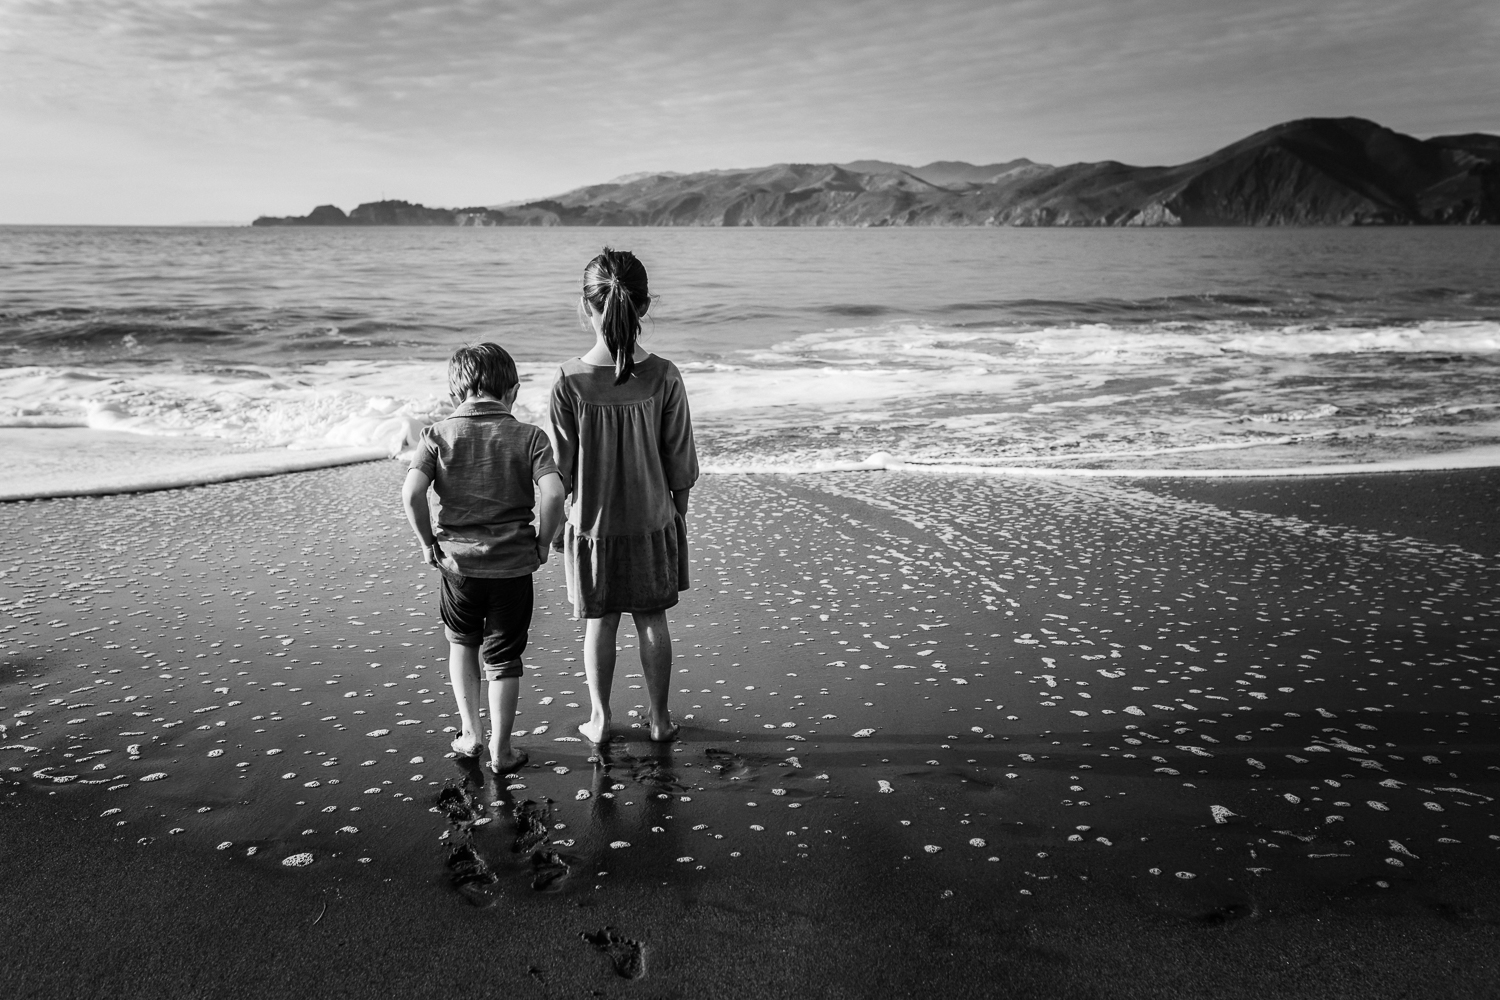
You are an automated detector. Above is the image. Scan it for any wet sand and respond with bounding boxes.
[2,463,1498,999]
[0,428,387,501]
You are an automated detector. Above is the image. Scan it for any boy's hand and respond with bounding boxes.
[422,542,443,568]
[534,540,549,566]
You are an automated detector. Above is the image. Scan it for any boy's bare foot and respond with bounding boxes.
[646,714,680,743]
[578,716,610,744]
[450,732,482,758]
[487,747,528,773]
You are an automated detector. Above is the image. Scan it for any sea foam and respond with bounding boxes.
[2,318,1497,496]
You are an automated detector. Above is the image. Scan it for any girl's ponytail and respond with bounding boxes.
[582,248,650,386]
[600,279,639,384]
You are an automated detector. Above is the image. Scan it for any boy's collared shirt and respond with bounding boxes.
[410,399,558,578]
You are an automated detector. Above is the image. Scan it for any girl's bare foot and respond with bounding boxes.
[450,732,482,758]
[487,746,528,773]
[646,713,680,743]
[578,716,610,744]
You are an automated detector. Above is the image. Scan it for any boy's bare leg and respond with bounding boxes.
[634,610,678,741]
[448,643,483,750]
[579,613,620,743]
[486,675,523,771]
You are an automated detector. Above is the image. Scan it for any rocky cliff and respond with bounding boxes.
[252,199,482,227]
[251,118,1500,228]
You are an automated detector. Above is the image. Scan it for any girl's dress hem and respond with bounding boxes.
[563,514,690,620]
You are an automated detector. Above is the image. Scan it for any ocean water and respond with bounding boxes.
[2,225,1498,485]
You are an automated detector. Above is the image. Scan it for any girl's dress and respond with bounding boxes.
[549,354,699,618]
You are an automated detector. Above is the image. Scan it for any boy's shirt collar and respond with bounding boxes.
[450,398,514,419]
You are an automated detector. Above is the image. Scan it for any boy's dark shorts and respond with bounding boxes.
[439,571,532,680]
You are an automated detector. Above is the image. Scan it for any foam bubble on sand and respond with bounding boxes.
[281,853,314,867]
[1389,840,1419,859]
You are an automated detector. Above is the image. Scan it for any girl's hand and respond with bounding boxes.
[422,542,443,568]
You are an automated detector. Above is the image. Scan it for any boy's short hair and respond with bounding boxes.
[448,343,519,400]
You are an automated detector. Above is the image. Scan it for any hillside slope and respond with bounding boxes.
[252,118,1500,227]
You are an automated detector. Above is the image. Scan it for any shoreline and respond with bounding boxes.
[3,463,1497,998]
[5,426,1500,503]
[0,428,389,502]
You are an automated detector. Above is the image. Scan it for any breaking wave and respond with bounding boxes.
[3,316,1497,496]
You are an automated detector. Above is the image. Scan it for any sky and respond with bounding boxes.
[2,0,1497,224]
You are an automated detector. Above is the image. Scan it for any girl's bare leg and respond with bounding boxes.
[579,613,621,743]
[633,610,678,741]
[486,675,522,770]
[448,643,483,751]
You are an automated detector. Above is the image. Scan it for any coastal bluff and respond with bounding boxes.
[253,117,1500,228]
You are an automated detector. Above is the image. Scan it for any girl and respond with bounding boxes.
[549,248,699,744]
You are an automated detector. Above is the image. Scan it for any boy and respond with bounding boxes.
[402,343,564,772]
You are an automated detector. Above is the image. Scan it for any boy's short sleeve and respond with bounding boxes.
[409,426,440,479]
[530,425,558,482]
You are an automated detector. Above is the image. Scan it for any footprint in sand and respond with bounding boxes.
[581,927,647,979]
[512,799,553,854]
[1198,902,1256,926]
[434,783,501,904]
[530,848,576,891]
[446,842,499,905]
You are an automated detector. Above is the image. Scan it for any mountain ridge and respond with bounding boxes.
[252,117,1500,228]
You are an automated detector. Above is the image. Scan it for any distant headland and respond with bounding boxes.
[253,117,1500,228]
